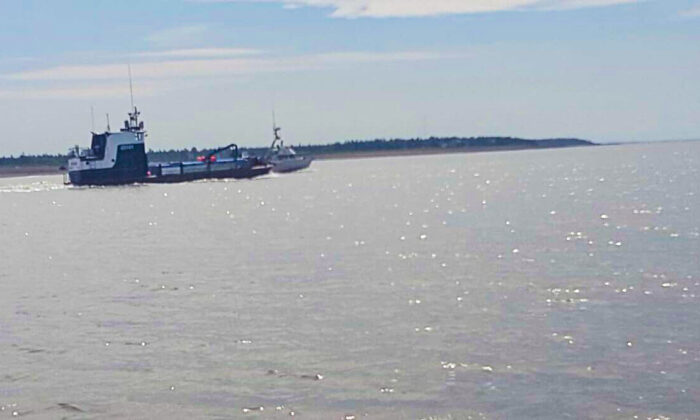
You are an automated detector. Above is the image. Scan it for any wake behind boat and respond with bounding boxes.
[66,107,271,186]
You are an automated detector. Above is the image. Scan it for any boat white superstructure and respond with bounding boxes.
[264,126,313,173]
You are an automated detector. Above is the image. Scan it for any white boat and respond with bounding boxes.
[265,126,313,173]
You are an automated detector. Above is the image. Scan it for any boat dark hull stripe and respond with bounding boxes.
[143,166,271,183]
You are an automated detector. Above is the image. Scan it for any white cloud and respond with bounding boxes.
[533,0,639,11]
[0,82,164,100]
[195,0,641,17]
[679,3,700,18]
[0,56,39,64]
[4,50,455,82]
[133,48,263,59]
[145,25,211,47]
[4,58,297,82]
[0,50,459,98]
[314,50,460,63]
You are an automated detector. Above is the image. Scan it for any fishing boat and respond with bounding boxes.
[264,125,313,173]
[66,107,271,186]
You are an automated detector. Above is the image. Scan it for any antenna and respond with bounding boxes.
[128,64,134,110]
[90,105,95,132]
[272,110,277,137]
[272,110,282,142]
[106,113,111,132]
[267,109,282,152]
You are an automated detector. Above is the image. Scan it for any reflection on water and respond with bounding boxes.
[0,178,67,193]
[0,142,698,419]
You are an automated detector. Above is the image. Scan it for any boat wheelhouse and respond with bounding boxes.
[67,108,147,185]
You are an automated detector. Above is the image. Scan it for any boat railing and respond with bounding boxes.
[67,146,96,159]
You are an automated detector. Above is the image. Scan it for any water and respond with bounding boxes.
[1,142,698,419]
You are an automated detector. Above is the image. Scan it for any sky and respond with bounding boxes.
[0,0,699,155]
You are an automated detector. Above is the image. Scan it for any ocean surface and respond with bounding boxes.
[0,142,698,419]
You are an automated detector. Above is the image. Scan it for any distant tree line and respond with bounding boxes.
[265,136,594,156]
[149,136,594,162]
[1,136,595,167]
[0,153,67,168]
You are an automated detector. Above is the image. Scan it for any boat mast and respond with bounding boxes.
[124,64,142,133]
[128,64,135,111]
[271,110,283,149]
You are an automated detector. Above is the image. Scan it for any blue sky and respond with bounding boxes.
[0,0,698,155]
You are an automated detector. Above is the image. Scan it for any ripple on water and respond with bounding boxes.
[0,181,66,193]
[2,143,699,419]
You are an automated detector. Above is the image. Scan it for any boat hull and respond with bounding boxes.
[271,157,313,173]
[68,168,147,186]
[69,164,271,186]
[144,165,271,183]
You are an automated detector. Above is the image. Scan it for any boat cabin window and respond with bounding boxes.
[90,134,107,159]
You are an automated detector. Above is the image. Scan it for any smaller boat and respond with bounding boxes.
[264,125,313,173]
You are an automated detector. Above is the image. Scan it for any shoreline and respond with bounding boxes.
[311,144,594,160]
[0,144,598,179]
[0,166,65,179]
